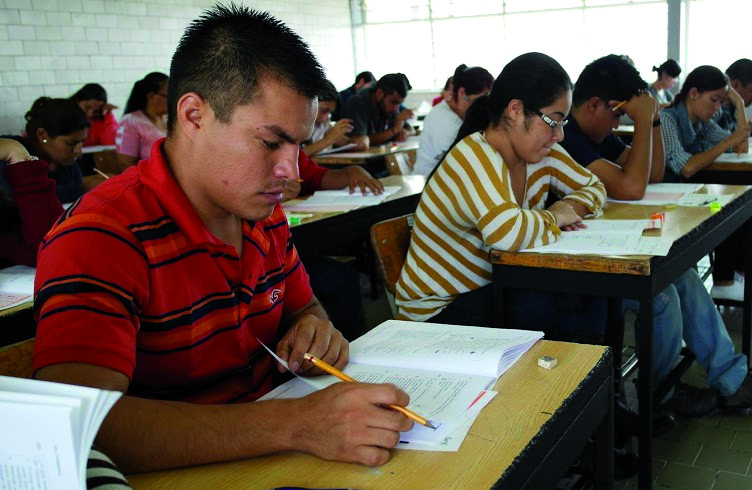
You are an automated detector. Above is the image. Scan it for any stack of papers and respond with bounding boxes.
[525,219,674,256]
[0,376,121,489]
[0,265,35,311]
[608,183,704,205]
[284,186,401,213]
[259,320,543,452]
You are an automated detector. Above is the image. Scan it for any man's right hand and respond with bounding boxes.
[621,92,657,122]
[325,119,353,142]
[395,108,415,123]
[295,382,414,466]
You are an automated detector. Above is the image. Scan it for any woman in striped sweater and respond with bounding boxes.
[396,52,608,340]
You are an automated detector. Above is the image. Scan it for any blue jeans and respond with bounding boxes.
[624,269,748,396]
[429,284,607,342]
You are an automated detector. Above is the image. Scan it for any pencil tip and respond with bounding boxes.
[427,421,437,430]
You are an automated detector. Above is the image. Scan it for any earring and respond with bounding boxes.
[42,139,47,143]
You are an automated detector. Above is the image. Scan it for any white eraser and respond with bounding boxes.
[538,356,558,369]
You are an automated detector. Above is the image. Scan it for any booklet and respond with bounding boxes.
[0,376,121,490]
[260,320,542,449]
[0,265,35,311]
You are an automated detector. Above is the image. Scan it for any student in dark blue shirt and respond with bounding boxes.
[561,55,752,417]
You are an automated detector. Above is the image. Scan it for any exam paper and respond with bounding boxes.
[315,143,358,156]
[676,194,736,207]
[608,183,704,205]
[715,152,752,164]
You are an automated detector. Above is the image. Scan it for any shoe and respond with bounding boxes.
[615,400,676,438]
[720,372,752,410]
[664,382,718,417]
[711,275,744,302]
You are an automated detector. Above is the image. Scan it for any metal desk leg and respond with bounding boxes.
[494,270,505,328]
[638,292,654,490]
[743,220,752,365]
[592,364,615,490]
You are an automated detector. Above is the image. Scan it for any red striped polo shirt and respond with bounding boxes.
[32,138,313,404]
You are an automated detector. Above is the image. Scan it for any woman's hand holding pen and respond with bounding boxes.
[293,382,414,466]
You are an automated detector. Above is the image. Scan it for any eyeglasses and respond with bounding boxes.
[535,111,568,130]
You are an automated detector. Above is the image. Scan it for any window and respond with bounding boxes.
[686,0,752,74]
[359,1,668,89]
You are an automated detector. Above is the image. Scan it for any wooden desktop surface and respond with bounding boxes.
[490,184,751,276]
[286,174,425,228]
[312,138,420,166]
[128,340,608,490]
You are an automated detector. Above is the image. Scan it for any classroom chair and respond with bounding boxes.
[384,149,417,176]
[370,214,414,315]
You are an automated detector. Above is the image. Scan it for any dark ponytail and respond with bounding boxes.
[452,52,571,150]
[653,59,682,78]
[25,97,89,138]
[451,64,494,99]
[124,72,168,114]
[670,65,727,108]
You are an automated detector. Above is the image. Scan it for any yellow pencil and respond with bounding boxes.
[303,353,436,429]
[93,167,109,179]
[611,100,627,112]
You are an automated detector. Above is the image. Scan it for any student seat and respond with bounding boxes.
[384,149,417,176]
[370,214,414,314]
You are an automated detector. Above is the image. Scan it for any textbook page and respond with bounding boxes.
[715,152,752,163]
[258,364,496,446]
[0,265,35,311]
[349,320,543,378]
[0,401,77,489]
[608,182,704,204]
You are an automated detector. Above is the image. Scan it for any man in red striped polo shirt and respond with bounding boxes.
[32,4,412,474]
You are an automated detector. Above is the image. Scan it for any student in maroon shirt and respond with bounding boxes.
[0,138,63,267]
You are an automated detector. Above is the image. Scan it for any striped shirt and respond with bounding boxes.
[33,139,313,404]
[395,132,606,321]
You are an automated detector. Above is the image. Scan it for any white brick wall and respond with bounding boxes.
[0,0,356,134]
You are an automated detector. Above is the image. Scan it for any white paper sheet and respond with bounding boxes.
[608,183,705,205]
[314,143,358,156]
[0,265,36,296]
[715,152,752,163]
[676,194,736,207]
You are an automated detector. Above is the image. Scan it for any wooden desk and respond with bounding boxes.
[0,300,35,347]
[490,184,752,490]
[312,138,419,168]
[128,340,614,490]
[288,175,425,254]
[613,125,634,139]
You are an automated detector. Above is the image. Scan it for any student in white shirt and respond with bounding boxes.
[412,65,493,176]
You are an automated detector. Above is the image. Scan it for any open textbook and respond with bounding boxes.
[0,265,35,311]
[260,320,542,450]
[0,376,121,490]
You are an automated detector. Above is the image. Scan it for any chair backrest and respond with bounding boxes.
[384,150,417,176]
[370,214,414,295]
[93,150,120,175]
[0,338,35,378]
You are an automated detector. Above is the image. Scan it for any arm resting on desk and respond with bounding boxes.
[35,363,412,473]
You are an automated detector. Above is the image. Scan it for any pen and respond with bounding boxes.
[93,167,109,179]
[611,100,627,112]
[303,353,436,429]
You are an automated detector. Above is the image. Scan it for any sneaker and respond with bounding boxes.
[711,275,745,302]
[665,382,718,417]
[720,372,752,410]
[614,400,676,439]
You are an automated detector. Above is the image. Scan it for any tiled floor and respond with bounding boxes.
[358,263,752,490]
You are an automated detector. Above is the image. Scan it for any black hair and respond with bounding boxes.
[70,83,107,103]
[319,79,339,103]
[452,52,572,148]
[374,73,410,98]
[355,71,375,85]
[25,97,90,138]
[573,54,647,107]
[124,72,168,115]
[726,59,752,86]
[652,59,682,78]
[451,64,494,98]
[670,65,728,107]
[167,3,328,134]
[442,76,453,91]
